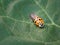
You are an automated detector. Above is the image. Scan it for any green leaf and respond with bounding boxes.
[0,0,60,45]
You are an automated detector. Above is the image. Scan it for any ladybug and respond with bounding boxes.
[30,13,44,28]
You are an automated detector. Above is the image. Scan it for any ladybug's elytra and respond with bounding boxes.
[30,13,44,28]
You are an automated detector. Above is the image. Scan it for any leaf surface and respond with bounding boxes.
[0,0,60,45]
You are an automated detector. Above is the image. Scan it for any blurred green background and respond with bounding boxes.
[0,0,60,45]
